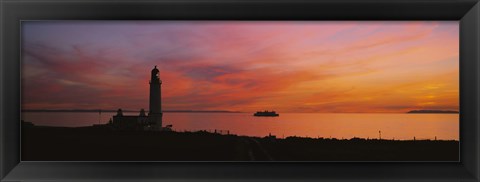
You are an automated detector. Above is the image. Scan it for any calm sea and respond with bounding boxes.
[21,112,459,140]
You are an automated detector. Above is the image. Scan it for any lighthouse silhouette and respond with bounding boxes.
[149,65,163,129]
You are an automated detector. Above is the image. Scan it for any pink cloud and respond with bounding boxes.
[22,21,459,113]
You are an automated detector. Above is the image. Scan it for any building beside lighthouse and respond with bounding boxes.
[110,66,165,131]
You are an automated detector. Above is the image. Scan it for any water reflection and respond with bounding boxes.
[22,112,459,140]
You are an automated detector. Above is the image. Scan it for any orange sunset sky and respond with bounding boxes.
[22,21,459,113]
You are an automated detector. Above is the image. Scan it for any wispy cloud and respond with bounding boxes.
[22,21,459,113]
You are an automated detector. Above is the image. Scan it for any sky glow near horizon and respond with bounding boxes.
[21,21,459,113]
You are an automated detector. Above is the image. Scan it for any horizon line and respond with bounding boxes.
[21,109,459,114]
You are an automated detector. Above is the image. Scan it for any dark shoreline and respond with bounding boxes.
[22,109,242,113]
[22,124,459,161]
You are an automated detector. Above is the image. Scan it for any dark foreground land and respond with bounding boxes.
[22,125,459,161]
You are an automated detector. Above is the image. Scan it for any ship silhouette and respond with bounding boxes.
[253,110,279,117]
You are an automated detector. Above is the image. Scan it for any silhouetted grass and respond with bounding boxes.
[21,125,458,161]
[260,137,458,161]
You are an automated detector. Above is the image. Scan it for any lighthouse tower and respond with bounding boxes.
[149,65,163,129]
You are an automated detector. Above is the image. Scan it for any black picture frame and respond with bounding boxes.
[1,0,479,181]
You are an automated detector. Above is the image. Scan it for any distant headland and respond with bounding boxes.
[407,110,459,114]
